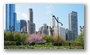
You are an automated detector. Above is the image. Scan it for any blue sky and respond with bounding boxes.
[4,4,84,34]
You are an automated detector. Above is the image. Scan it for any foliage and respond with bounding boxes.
[4,31,13,41]
[4,41,16,46]
[20,33,27,42]
[26,34,46,44]
[4,31,7,40]
[20,33,29,45]
[76,31,84,42]
[52,36,65,46]
[4,44,83,49]
[76,31,84,47]
[62,41,69,46]
[16,41,21,46]
[13,32,20,42]
[43,35,53,43]
[52,36,65,43]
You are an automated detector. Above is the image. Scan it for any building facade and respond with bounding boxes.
[48,26,54,36]
[6,4,16,31]
[65,29,70,40]
[50,15,55,28]
[53,26,59,36]
[15,20,20,32]
[27,8,35,34]
[20,20,27,32]
[59,27,66,40]
[38,24,48,35]
[68,11,78,40]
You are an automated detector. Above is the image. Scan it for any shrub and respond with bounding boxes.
[62,41,69,46]
[52,36,65,43]
[13,32,20,42]
[16,41,21,46]
[75,31,84,47]
[20,33,29,45]
[43,35,53,43]
[20,33,26,42]
[4,31,7,40]
[4,31,13,41]
[53,42,62,46]
[26,34,46,45]
[4,41,16,46]
[52,36,65,46]
[71,41,82,46]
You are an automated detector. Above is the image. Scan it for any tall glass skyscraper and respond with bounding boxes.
[20,20,26,32]
[68,11,78,40]
[6,4,16,31]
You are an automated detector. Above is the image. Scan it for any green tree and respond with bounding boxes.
[5,31,13,41]
[76,31,84,47]
[4,31,7,40]
[43,35,53,43]
[20,33,28,43]
[13,32,20,42]
[25,34,29,39]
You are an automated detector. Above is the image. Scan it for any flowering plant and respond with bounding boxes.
[27,34,46,44]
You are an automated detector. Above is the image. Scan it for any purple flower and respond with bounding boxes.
[27,34,46,44]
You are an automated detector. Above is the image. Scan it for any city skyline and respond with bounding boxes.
[4,4,84,34]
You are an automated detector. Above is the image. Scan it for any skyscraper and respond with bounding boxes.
[20,20,27,32]
[68,11,78,40]
[65,29,70,40]
[39,24,48,35]
[15,20,20,31]
[29,8,33,23]
[27,8,35,34]
[59,27,66,40]
[53,26,59,36]
[6,4,16,31]
[20,20,26,29]
[48,26,53,36]
[50,15,55,27]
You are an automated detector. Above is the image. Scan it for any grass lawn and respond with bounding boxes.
[4,43,83,49]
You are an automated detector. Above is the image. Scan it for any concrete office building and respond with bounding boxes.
[50,16,55,28]
[39,24,48,35]
[59,27,66,40]
[53,26,65,38]
[27,8,35,34]
[65,29,70,40]
[48,26,54,36]
[53,26,59,36]
[68,11,78,40]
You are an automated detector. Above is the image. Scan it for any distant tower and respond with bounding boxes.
[68,11,78,40]
[50,15,55,27]
[27,8,35,34]
[29,8,33,23]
